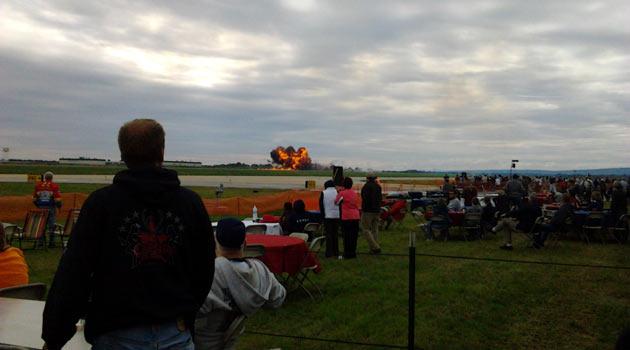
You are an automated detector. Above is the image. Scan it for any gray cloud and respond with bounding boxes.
[0,0,629,170]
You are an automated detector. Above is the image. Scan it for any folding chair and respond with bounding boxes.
[462,212,482,240]
[427,215,450,241]
[289,232,309,242]
[245,224,267,235]
[243,244,265,258]
[287,236,325,299]
[582,211,605,243]
[303,222,321,240]
[0,283,47,300]
[54,209,81,248]
[6,209,50,250]
[607,214,628,244]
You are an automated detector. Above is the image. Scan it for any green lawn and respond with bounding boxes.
[20,217,630,349]
[0,182,281,199]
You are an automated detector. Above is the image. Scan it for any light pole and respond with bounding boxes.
[510,160,519,177]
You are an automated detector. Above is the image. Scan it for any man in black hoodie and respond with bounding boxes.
[42,119,214,350]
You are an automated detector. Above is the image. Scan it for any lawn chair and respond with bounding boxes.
[287,236,325,299]
[243,244,265,258]
[582,211,605,244]
[245,224,267,235]
[6,209,49,250]
[462,212,482,240]
[0,283,47,300]
[427,215,450,241]
[379,199,407,230]
[289,232,309,242]
[54,209,81,248]
[303,222,321,240]
[607,214,628,244]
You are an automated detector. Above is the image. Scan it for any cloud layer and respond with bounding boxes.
[1,1,629,170]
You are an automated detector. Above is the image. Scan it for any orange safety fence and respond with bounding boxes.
[203,190,322,217]
[0,190,325,223]
[0,193,89,223]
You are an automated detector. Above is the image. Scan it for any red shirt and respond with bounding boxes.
[33,180,61,207]
[335,189,361,221]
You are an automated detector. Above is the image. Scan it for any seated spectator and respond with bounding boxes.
[465,197,482,214]
[447,192,462,211]
[480,196,496,232]
[0,225,29,288]
[611,182,628,221]
[496,196,542,250]
[287,199,317,236]
[195,219,286,350]
[586,191,604,211]
[425,199,450,240]
[533,193,574,248]
[279,202,293,234]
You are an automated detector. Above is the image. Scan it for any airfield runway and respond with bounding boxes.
[0,174,440,191]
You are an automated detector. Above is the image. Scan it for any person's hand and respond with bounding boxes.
[42,343,49,350]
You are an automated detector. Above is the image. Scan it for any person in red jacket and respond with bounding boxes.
[33,171,62,247]
[335,177,360,259]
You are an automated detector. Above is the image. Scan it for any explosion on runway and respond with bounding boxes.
[270,146,312,170]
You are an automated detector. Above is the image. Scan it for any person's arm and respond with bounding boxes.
[42,193,104,350]
[190,195,215,312]
[334,191,343,205]
[53,183,62,208]
[319,192,325,218]
[264,272,286,309]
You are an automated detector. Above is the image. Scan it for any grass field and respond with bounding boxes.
[0,163,444,178]
[20,216,630,349]
[0,182,281,199]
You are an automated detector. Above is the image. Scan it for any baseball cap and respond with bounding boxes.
[215,218,246,249]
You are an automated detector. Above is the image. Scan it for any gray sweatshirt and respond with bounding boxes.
[195,257,286,350]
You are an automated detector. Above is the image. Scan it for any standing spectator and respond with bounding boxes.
[335,177,360,259]
[33,171,62,247]
[195,219,285,350]
[319,180,340,258]
[442,175,455,195]
[42,119,214,350]
[0,225,29,288]
[505,174,526,208]
[447,192,463,211]
[360,173,382,254]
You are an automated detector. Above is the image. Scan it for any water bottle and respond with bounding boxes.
[252,205,258,222]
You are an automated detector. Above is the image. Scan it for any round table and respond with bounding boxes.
[246,235,320,276]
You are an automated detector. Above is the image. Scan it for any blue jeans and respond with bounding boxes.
[92,321,193,350]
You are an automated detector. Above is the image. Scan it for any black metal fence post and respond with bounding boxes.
[408,231,416,350]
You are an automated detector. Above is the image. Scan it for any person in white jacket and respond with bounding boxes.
[319,180,341,257]
[195,218,286,350]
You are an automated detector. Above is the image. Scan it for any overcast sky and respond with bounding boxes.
[1,1,629,170]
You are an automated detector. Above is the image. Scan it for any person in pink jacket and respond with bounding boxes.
[335,177,360,259]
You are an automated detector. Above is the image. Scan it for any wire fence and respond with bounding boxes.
[244,232,630,349]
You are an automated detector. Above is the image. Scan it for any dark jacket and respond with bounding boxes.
[550,203,573,228]
[42,167,214,349]
[611,189,628,219]
[361,180,382,213]
[513,202,542,232]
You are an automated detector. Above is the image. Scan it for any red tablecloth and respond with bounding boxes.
[424,211,465,225]
[246,235,321,275]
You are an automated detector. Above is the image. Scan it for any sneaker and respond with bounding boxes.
[499,244,513,251]
[337,255,344,260]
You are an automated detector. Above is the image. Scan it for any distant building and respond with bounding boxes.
[59,157,108,166]
[163,160,203,167]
